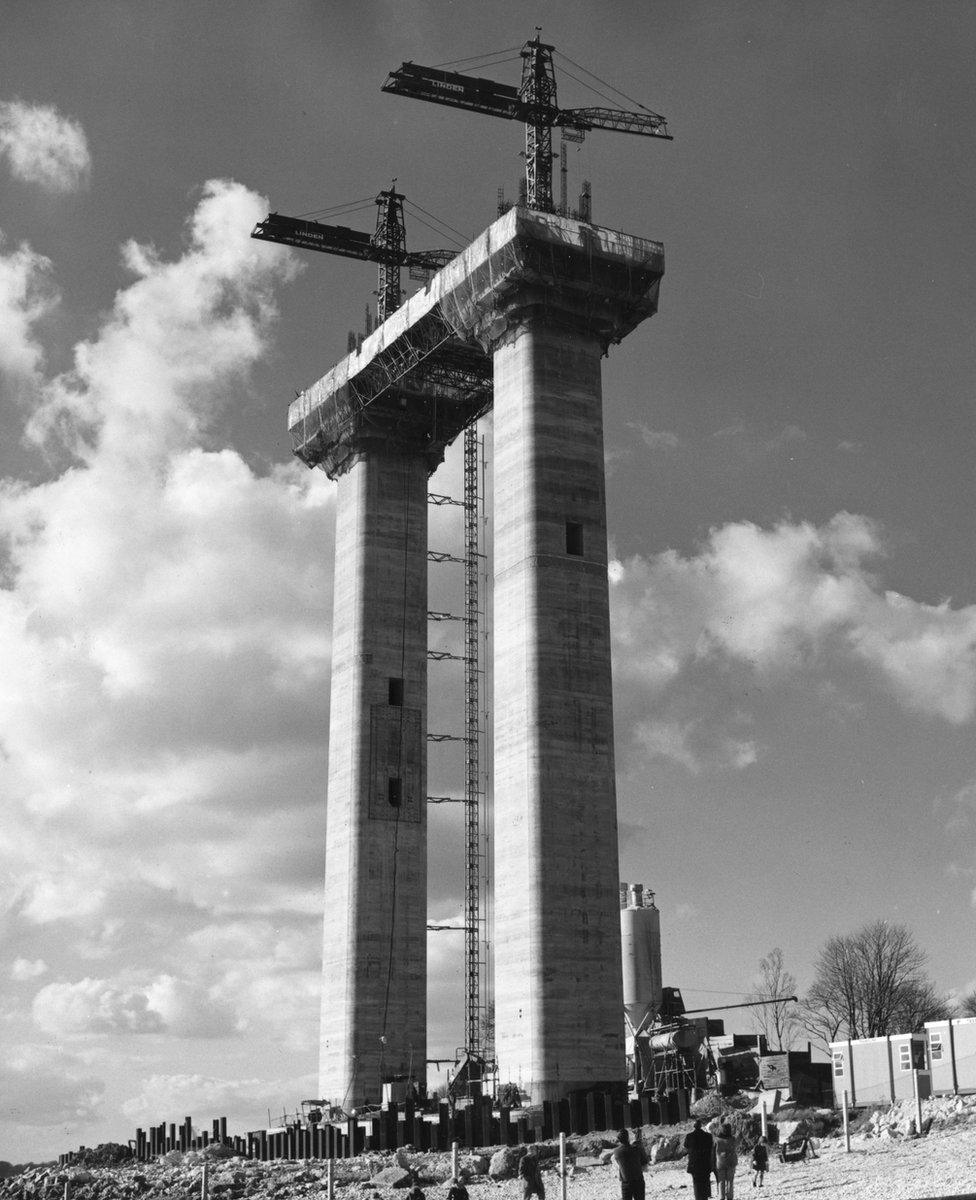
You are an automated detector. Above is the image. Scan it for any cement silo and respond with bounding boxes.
[619,882,662,1031]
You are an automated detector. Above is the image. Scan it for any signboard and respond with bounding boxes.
[758,1053,792,1096]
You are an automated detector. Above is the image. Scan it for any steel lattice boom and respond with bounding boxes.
[382,34,672,212]
[251,187,456,322]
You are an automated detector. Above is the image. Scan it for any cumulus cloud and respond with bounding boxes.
[31,974,241,1038]
[611,512,976,736]
[0,234,57,384]
[33,977,165,1035]
[0,178,334,1116]
[0,99,90,191]
[11,957,47,981]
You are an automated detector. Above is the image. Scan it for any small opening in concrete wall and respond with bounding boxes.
[388,777,403,808]
[388,677,404,706]
[566,521,584,556]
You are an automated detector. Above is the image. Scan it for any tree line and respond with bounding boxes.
[744,921,975,1052]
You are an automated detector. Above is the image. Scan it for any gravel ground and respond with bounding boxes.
[522,1127,976,1200]
[9,1102,976,1200]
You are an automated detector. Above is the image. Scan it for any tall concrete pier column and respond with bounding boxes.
[439,207,665,1101]
[492,318,621,1098]
[288,304,492,1110]
[320,446,430,1109]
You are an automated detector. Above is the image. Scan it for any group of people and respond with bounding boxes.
[422,1122,767,1200]
[608,1124,767,1200]
[684,1120,768,1200]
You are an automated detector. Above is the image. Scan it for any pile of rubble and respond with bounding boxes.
[856,1092,976,1140]
[0,1127,699,1200]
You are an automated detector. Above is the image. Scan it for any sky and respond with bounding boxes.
[2,0,976,1164]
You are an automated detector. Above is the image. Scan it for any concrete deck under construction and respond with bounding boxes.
[291,206,664,1107]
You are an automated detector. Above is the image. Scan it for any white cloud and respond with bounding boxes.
[11,957,47,981]
[0,180,334,1084]
[0,99,90,192]
[634,719,758,774]
[0,234,57,384]
[611,512,976,727]
[32,977,165,1035]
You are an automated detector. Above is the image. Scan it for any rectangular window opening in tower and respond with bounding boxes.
[565,522,584,556]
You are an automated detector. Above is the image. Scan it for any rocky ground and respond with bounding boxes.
[7,1094,976,1200]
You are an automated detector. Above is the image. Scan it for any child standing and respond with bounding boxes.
[751,1137,769,1188]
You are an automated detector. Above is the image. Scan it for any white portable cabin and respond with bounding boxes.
[925,1017,976,1093]
[830,1033,930,1106]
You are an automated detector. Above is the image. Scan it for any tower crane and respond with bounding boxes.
[251,185,455,321]
[382,33,672,214]
[251,187,492,1084]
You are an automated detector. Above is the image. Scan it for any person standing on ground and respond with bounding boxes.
[519,1152,545,1200]
[750,1137,768,1188]
[713,1123,738,1200]
[611,1128,646,1200]
[683,1119,714,1200]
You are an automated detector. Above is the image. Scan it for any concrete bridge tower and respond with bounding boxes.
[439,209,665,1100]
[290,321,490,1109]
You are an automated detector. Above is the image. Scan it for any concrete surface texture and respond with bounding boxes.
[319,448,429,1108]
[303,205,665,1108]
[490,316,624,1098]
[442,209,665,1101]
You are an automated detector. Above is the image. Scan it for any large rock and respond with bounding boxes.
[648,1136,681,1164]
[488,1148,523,1180]
[460,1156,488,1177]
[370,1167,414,1188]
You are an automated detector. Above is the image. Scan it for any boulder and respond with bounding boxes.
[488,1148,523,1180]
[572,1157,604,1172]
[370,1167,413,1189]
[649,1136,681,1164]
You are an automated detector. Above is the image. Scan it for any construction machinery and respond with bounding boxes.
[382,33,671,213]
[629,992,800,1098]
[251,185,456,324]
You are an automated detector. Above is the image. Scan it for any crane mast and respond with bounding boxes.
[520,37,558,214]
[382,33,672,213]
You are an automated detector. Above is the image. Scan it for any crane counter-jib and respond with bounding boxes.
[382,62,522,120]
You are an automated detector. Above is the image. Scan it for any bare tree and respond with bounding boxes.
[801,920,948,1048]
[747,947,799,1050]
[796,993,843,1055]
[958,990,976,1018]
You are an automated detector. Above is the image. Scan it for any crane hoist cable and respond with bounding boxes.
[402,199,470,246]
[431,46,523,69]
